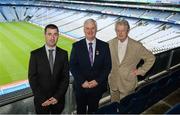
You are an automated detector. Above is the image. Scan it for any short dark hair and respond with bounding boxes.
[44,24,59,33]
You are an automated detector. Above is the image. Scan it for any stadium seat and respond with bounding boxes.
[145,83,160,109]
[165,103,180,114]
[120,83,155,114]
[156,75,171,99]
[118,92,137,113]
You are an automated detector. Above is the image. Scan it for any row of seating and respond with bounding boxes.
[96,69,180,114]
[1,6,179,54]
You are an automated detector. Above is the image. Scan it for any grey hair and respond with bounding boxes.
[84,18,97,29]
[115,19,130,31]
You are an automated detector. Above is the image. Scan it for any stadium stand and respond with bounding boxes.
[0,13,6,22]
[0,0,179,114]
[102,6,124,14]
[0,3,179,54]
[66,14,100,38]
[168,12,180,22]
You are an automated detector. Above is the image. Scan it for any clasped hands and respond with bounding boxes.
[41,97,58,107]
[82,80,98,88]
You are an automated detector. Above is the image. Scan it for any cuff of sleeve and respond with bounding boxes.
[137,67,146,76]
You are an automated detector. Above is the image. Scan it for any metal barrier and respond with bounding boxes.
[63,76,76,114]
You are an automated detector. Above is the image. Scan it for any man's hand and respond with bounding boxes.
[82,80,98,88]
[132,69,138,76]
[88,80,98,88]
[41,99,51,107]
[48,97,58,105]
[41,97,58,106]
[82,81,90,88]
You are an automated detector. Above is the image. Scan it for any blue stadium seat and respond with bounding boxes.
[145,83,160,109]
[119,83,155,114]
[156,75,171,99]
[171,70,180,90]
[118,92,137,113]
[165,103,180,114]
[96,92,137,114]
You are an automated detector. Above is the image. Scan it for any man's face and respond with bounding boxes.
[84,22,97,41]
[45,28,59,47]
[115,24,129,42]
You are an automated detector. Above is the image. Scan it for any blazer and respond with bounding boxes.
[28,46,69,104]
[70,38,112,94]
[108,37,155,93]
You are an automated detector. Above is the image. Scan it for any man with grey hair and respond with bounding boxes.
[70,18,112,113]
[108,19,155,102]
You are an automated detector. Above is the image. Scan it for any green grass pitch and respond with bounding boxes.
[0,21,75,86]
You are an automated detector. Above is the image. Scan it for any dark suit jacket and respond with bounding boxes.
[70,38,112,94]
[28,46,69,104]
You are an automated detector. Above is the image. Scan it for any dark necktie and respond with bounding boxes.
[88,42,93,66]
[49,49,54,74]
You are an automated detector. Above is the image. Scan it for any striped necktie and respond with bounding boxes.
[88,42,93,66]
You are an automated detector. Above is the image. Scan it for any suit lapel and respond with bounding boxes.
[53,47,59,76]
[82,39,92,67]
[93,39,99,67]
[113,38,120,65]
[41,46,52,74]
[120,38,132,65]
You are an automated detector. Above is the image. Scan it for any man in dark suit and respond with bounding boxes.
[70,19,112,114]
[28,24,69,114]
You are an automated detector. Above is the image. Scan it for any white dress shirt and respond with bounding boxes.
[86,38,96,62]
[45,44,56,64]
[118,38,128,64]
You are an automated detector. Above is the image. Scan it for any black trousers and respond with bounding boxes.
[75,88,102,114]
[34,98,64,114]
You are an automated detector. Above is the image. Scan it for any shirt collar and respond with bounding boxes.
[45,44,56,51]
[119,37,128,45]
[86,38,96,45]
